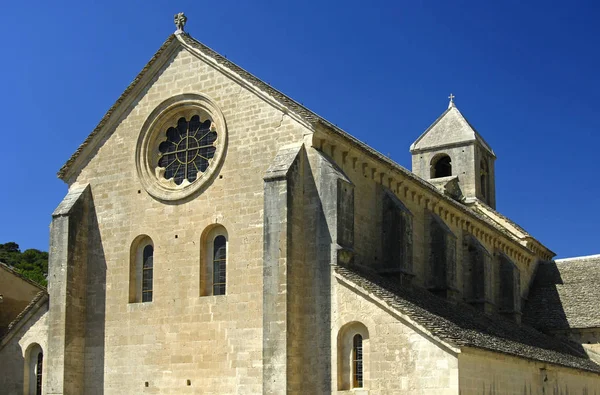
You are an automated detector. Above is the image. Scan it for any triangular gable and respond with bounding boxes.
[410,106,495,156]
[58,35,180,180]
[58,32,324,182]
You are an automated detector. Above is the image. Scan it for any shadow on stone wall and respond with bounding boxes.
[523,261,571,333]
[84,192,107,395]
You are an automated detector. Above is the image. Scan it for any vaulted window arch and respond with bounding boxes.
[337,322,369,391]
[24,343,43,395]
[129,235,154,303]
[427,212,457,298]
[200,225,228,296]
[431,154,452,178]
[463,235,492,311]
[498,253,521,317]
[381,188,414,277]
[480,158,489,200]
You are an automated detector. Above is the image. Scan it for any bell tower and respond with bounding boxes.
[410,95,496,208]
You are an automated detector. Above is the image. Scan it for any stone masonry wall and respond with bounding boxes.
[333,277,459,395]
[319,139,533,314]
[0,305,48,395]
[459,347,600,394]
[65,46,307,394]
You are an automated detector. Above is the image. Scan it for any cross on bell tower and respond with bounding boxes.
[410,96,497,208]
[448,93,456,108]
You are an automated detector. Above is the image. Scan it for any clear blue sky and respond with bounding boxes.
[0,1,598,258]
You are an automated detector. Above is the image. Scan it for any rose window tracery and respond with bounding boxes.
[157,115,217,185]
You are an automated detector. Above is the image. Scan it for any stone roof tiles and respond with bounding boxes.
[335,264,600,373]
[0,291,48,345]
[523,256,600,331]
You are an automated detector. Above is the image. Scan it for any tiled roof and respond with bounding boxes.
[335,264,600,373]
[523,256,600,331]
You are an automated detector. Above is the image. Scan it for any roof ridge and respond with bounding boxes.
[556,254,600,262]
[57,34,178,179]
[0,261,46,291]
[0,291,48,345]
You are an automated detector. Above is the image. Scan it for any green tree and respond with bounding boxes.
[0,242,48,287]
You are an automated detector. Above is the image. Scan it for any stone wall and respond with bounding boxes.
[314,134,536,317]
[57,45,307,394]
[458,347,600,394]
[333,276,459,394]
[0,302,48,395]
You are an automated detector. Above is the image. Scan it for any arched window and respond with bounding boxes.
[142,245,154,302]
[352,334,363,388]
[337,322,368,391]
[463,235,492,311]
[428,213,457,297]
[480,159,489,199]
[213,235,227,295]
[381,188,413,275]
[200,226,228,296]
[431,155,452,178]
[499,254,520,314]
[129,236,154,303]
[24,343,43,395]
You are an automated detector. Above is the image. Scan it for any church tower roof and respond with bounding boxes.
[410,97,495,157]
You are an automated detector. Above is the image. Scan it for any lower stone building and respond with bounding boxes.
[1,13,599,395]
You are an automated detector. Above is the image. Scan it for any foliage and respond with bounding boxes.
[0,242,48,287]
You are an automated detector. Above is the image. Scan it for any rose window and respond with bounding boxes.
[157,115,217,185]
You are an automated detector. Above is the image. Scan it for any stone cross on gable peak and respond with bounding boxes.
[448,93,456,109]
[174,12,187,34]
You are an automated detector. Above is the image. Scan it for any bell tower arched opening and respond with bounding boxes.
[431,154,452,178]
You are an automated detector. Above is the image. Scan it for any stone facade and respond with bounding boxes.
[1,22,599,395]
[0,294,48,395]
[459,348,600,395]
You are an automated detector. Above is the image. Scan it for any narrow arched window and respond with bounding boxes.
[352,334,363,388]
[35,352,43,395]
[129,236,155,303]
[213,235,227,295]
[25,344,43,395]
[142,245,153,302]
[480,159,489,199]
[432,155,452,178]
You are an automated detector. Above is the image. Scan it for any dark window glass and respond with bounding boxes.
[499,256,518,312]
[213,236,227,295]
[158,116,217,185]
[36,352,43,395]
[142,245,153,302]
[430,219,447,288]
[352,334,363,388]
[480,159,489,199]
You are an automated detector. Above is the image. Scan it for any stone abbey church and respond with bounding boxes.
[2,13,600,395]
